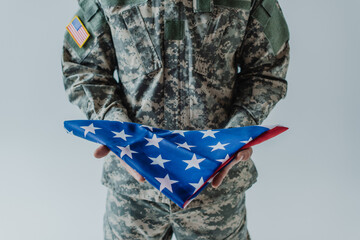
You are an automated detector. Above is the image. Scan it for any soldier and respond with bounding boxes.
[61,0,290,239]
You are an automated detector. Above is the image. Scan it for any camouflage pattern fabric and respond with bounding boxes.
[104,187,250,240]
[62,0,290,238]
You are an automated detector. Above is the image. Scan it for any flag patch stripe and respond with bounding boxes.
[66,16,90,48]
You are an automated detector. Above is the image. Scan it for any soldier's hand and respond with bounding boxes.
[211,147,253,188]
[94,145,146,183]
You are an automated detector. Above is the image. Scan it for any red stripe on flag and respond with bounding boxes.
[73,26,85,43]
[67,25,81,47]
[77,27,85,40]
[69,25,81,42]
[241,126,288,149]
[68,24,88,46]
[78,28,88,41]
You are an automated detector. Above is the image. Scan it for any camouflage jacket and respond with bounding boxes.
[62,0,290,204]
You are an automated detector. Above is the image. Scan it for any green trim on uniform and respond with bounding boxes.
[264,5,289,54]
[79,0,99,21]
[195,0,211,12]
[253,4,271,27]
[165,20,185,40]
[78,0,107,35]
[87,10,107,35]
[100,0,147,7]
[213,0,252,9]
[261,0,276,16]
[253,0,289,54]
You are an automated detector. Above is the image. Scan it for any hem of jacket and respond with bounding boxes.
[100,173,172,204]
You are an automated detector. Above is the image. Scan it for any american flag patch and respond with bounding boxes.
[66,16,90,48]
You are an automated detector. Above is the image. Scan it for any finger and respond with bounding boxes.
[212,149,252,188]
[211,168,229,188]
[212,156,240,188]
[94,145,110,158]
[119,159,146,183]
[237,147,253,161]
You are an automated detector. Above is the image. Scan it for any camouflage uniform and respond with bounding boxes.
[62,0,290,239]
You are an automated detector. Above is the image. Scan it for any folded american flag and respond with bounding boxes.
[64,120,288,208]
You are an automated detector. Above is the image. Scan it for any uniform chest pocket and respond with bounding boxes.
[194,0,252,80]
[99,0,162,82]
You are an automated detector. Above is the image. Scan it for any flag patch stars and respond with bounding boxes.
[209,142,229,152]
[183,154,206,170]
[80,123,101,137]
[155,174,178,193]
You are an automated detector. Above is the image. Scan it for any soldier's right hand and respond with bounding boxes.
[94,145,146,183]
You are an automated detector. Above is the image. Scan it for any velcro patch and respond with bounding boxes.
[165,20,185,40]
[66,16,90,48]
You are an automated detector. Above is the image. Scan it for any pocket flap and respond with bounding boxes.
[261,0,276,16]
[99,0,147,7]
[120,6,162,74]
[213,0,252,9]
[253,0,290,54]
[79,0,99,21]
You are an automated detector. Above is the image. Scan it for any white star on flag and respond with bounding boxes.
[217,154,230,163]
[141,125,153,131]
[149,155,171,168]
[200,130,219,139]
[155,174,178,193]
[209,142,229,152]
[183,153,206,170]
[112,130,132,141]
[176,141,195,151]
[117,145,137,159]
[189,177,204,193]
[64,119,289,209]
[145,134,163,148]
[240,137,253,144]
[80,123,101,137]
[171,130,187,137]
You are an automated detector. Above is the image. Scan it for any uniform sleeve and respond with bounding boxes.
[61,10,132,122]
[224,0,290,128]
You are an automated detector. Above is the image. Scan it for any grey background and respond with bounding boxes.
[0,0,359,239]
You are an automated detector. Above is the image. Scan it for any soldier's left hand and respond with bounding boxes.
[211,147,253,188]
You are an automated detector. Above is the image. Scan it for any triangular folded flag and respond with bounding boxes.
[64,120,288,208]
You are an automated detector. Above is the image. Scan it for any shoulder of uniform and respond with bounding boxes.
[250,0,263,11]
[77,0,107,36]
[252,0,277,19]
[251,0,290,54]
[64,0,109,61]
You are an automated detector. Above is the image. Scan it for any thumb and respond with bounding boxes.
[94,145,110,158]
